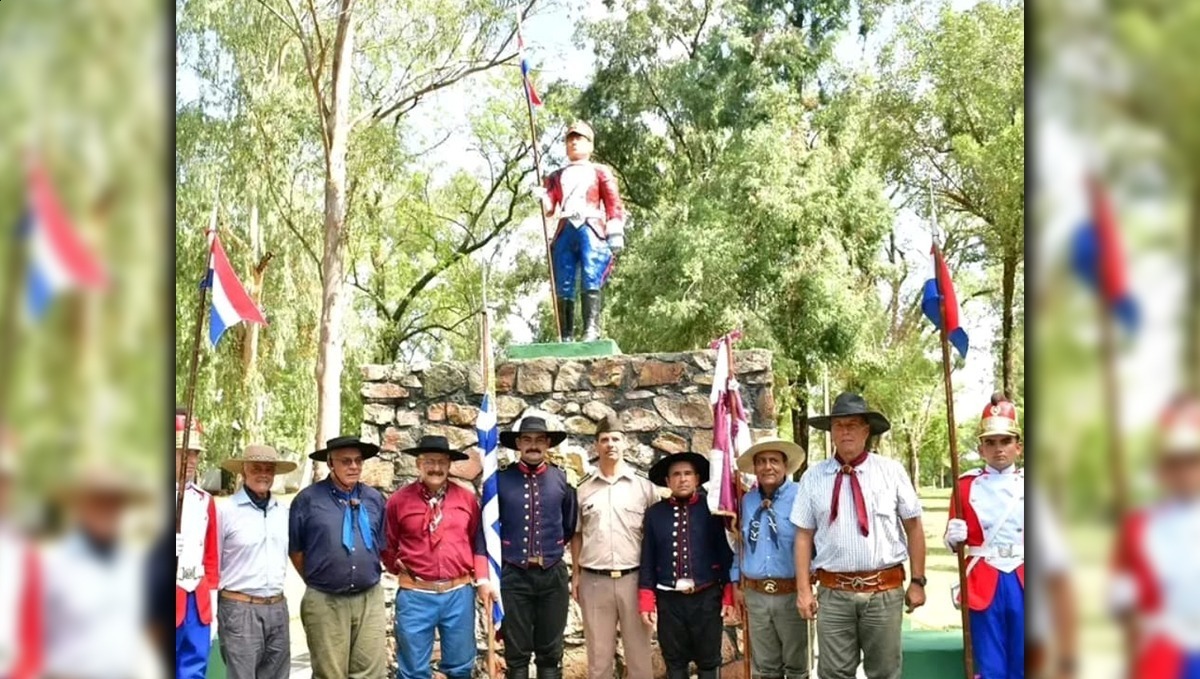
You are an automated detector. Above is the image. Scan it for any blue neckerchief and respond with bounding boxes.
[331,483,375,553]
[748,485,780,553]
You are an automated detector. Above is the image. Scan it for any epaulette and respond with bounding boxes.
[579,469,600,485]
[960,468,985,478]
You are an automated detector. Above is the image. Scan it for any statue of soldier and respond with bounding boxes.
[531,121,626,342]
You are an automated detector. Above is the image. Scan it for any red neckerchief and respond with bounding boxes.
[831,451,870,536]
[418,482,448,546]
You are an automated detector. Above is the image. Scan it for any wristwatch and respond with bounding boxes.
[910,576,927,587]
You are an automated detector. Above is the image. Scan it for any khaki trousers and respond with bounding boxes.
[578,570,654,679]
[299,584,388,679]
[814,586,903,679]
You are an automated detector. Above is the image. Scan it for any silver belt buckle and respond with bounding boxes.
[610,570,622,579]
[997,544,1013,558]
[762,579,778,593]
[180,566,198,580]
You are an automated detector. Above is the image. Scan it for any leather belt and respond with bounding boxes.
[582,566,639,579]
[815,565,905,593]
[219,590,285,605]
[396,572,474,593]
[743,577,797,595]
[657,581,717,595]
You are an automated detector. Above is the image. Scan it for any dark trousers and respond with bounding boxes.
[500,562,571,671]
[656,586,723,671]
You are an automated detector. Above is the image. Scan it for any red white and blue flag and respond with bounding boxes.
[921,244,969,359]
[19,159,107,319]
[517,23,543,108]
[1070,176,1139,333]
[202,228,266,347]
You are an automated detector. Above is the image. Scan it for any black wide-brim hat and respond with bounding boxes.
[309,435,381,463]
[808,392,891,436]
[499,416,567,450]
[648,452,710,488]
[401,435,469,462]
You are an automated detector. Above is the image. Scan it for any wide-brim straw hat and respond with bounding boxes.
[737,438,806,475]
[808,392,891,436]
[54,462,154,505]
[221,444,299,475]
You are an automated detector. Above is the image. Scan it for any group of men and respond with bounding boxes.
[169,386,1046,679]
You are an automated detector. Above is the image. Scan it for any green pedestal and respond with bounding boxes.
[208,639,226,679]
[505,339,621,360]
[900,629,965,679]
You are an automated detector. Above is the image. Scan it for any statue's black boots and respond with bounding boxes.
[581,290,602,341]
[556,297,574,341]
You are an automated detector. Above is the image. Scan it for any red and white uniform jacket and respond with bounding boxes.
[543,160,626,239]
[1111,500,1200,655]
[949,465,1025,611]
[0,525,42,679]
[176,483,219,628]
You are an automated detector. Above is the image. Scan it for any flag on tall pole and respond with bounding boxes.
[921,244,969,359]
[20,157,107,319]
[517,19,543,108]
[202,224,267,347]
[1070,176,1139,334]
[706,330,751,521]
[476,283,504,669]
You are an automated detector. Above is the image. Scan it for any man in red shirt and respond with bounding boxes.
[383,435,496,679]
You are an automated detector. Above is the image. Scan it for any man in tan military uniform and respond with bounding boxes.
[569,414,659,679]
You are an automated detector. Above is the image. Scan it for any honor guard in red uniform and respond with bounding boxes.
[1111,395,1200,679]
[175,410,220,679]
[943,393,1025,679]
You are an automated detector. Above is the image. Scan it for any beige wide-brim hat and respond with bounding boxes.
[737,438,806,475]
[221,444,299,475]
[54,462,154,505]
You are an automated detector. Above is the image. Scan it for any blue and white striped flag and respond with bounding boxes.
[477,372,504,630]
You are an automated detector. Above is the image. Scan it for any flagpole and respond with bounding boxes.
[480,266,499,679]
[932,242,976,679]
[718,335,753,678]
[0,222,27,427]
[516,14,562,342]
[176,199,219,567]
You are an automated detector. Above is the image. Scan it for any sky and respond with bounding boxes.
[177,0,1012,418]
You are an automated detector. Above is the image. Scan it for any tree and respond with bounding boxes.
[871,1,1024,394]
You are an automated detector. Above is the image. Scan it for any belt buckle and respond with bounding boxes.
[840,574,880,591]
[762,579,778,594]
[528,556,543,566]
[180,566,198,580]
[610,570,622,579]
[997,544,1013,558]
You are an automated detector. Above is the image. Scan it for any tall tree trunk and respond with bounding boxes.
[791,380,809,480]
[906,431,919,491]
[311,0,357,484]
[242,200,273,446]
[1000,250,1017,396]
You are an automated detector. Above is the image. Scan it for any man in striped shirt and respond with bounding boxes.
[790,393,926,679]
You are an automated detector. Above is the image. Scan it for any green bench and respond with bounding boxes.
[901,628,966,679]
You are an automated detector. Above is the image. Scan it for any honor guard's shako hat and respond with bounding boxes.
[175,407,206,452]
[978,393,1021,440]
[1158,394,1200,459]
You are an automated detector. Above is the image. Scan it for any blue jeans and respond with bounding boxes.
[551,220,613,299]
[394,585,477,679]
[969,571,1024,679]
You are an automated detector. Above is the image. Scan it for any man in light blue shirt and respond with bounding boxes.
[730,438,809,679]
[217,445,297,679]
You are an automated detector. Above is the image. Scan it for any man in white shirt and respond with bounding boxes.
[216,445,297,679]
[43,460,152,679]
[790,392,926,679]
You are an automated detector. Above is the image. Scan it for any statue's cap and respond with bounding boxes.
[566,121,594,141]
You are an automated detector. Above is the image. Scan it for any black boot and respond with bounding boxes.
[508,665,530,679]
[581,289,602,341]
[535,664,562,679]
[696,669,719,679]
[555,297,574,342]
